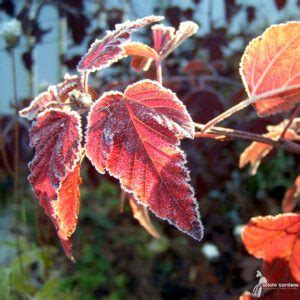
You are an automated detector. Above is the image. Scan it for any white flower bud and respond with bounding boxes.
[0,19,22,49]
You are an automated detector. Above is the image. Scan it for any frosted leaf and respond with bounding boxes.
[77,15,164,73]
[29,108,82,202]
[85,80,203,241]
[19,86,58,120]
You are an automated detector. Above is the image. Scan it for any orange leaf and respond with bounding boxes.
[282,176,300,213]
[239,119,300,175]
[39,164,82,262]
[242,213,300,282]
[124,42,159,60]
[124,42,159,73]
[240,22,300,116]
[130,56,152,72]
[129,197,160,239]
[239,133,275,175]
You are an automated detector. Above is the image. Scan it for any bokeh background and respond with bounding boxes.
[0,0,299,299]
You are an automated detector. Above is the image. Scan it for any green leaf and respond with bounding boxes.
[0,267,10,300]
[10,247,55,295]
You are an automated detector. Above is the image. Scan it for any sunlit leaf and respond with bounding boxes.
[130,56,153,72]
[152,24,175,54]
[124,42,159,60]
[77,16,163,73]
[39,164,82,261]
[85,80,203,240]
[124,42,159,72]
[159,21,198,59]
[242,213,300,282]
[240,22,300,116]
[239,119,300,175]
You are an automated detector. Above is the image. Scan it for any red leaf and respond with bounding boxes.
[129,197,160,239]
[242,213,300,282]
[282,176,300,213]
[77,16,163,73]
[158,21,198,59]
[19,86,57,120]
[39,163,82,262]
[239,119,300,175]
[57,74,82,102]
[152,24,175,54]
[240,22,300,116]
[29,109,82,202]
[85,80,203,240]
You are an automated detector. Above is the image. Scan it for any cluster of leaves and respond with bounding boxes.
[19,16,205,262]
[19,13,300,299]
[236,22,300,299]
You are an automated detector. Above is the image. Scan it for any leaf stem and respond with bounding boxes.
[202,84,300,132]
[156,60,163,84]
[194,122,300,154]
[82,72,89,93]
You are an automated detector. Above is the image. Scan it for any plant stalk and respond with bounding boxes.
[194,123,300,154]
[202,84,300,132]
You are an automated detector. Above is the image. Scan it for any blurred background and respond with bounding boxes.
[0,0,299,299]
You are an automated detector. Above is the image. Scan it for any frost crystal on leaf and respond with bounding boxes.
[77,16,164,73]
[29,108,82,202]
[85,80,203,241]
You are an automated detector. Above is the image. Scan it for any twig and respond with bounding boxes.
[202,84,300,132]
[194,123,300,154]
[280,105,300,139]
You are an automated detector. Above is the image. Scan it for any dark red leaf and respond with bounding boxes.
[275,0,287,10]
[77,16,163,73]
[184,90,224,123]
[85,80,203,240]
[29,109,82,202]
[19,86,57,120]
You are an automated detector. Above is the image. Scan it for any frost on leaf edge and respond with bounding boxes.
[28,107,83,201]
[85,81,203,241]
[239,21,300,117]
